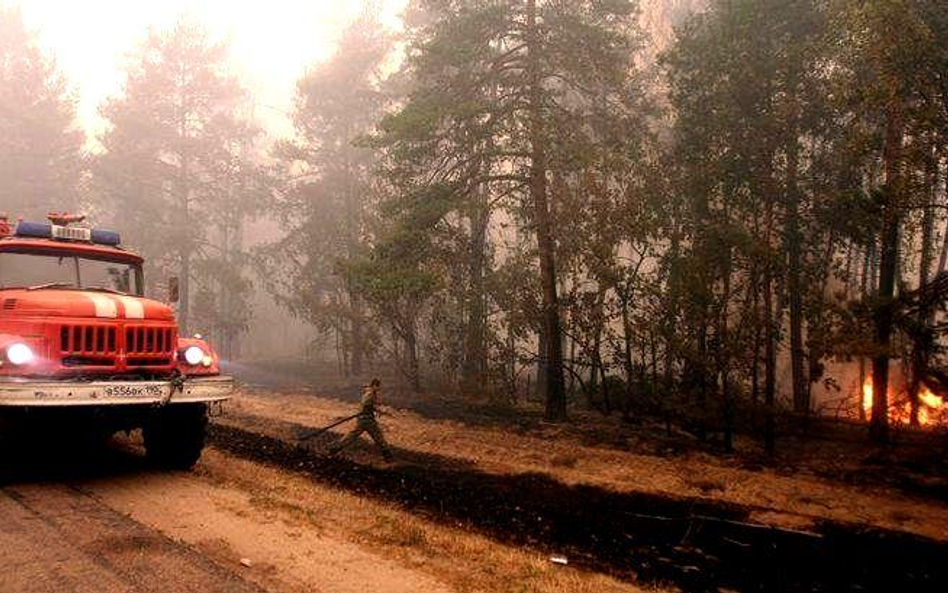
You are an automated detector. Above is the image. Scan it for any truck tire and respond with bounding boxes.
[143,403,208,470]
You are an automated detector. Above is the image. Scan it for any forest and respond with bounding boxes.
[3,0,948,452]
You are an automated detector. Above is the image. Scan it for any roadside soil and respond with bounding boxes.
[194,446,645,593]
[0,479,263,593]
[0,442,451,593]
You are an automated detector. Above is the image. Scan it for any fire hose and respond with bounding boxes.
[296,412,363,441]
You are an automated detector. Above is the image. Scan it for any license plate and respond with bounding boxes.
[100,384,165,398]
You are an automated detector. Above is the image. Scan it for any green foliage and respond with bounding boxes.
[366,0,651,395]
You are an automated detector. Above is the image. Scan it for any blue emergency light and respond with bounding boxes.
[12,221,51,239]
[14,221,121,246]
[91,229,122,246]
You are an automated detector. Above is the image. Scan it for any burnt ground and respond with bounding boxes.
[209,417,948,593]
[246,377,948,503]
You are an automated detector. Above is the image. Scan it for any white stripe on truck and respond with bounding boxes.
[84,293,118,318]
[115,296,145,319]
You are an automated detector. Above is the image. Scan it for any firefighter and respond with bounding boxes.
[329,378,394,461]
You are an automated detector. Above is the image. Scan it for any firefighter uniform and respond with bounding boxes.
[330,382,393,461]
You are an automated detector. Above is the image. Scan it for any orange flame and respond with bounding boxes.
[861,376,946,426]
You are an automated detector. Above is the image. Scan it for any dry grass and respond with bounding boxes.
[197,449,651,593]
[363,515,430,549]
[225,389,948,542]
[549,453,579,468]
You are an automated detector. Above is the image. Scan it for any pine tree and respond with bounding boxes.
[374,0,644,419]
[93,18,262,335]
[828,0,948,442]
[262,9,393,377]
[664,0,834,448]
[0,6,85,218]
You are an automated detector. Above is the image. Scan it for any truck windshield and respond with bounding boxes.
[0,252,143,296]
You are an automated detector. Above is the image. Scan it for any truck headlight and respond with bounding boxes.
[6,343,35,366]
[183,345,205,366]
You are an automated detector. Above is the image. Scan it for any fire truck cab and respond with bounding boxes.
[0,213,233,469]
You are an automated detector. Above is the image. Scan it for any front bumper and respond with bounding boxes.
[0,376,234,407]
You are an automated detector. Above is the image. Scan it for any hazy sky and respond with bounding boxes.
[16,0,406,143]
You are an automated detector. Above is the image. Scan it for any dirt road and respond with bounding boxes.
[0,444,455,593]
[0,481,264,593]
[0,437,633,593]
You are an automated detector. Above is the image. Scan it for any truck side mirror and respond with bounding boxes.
[168,276,180,304]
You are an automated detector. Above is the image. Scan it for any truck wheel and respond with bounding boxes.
[143,403,208,470]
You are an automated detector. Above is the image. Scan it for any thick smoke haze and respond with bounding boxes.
[3,0,946,440]
[16,0,407,141]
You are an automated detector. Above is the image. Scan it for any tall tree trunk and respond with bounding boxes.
[336,328,348,378]
[695,325,709,441]
[785,134,808,416]
[907,143,938,426]
[843,242,855,299]
[526,0,566,421]
[598,352,611,415]
[763,194,777,455]
[620,291,635,421]
[750,265,761,404]
[588,285,606,412]
[219,214,231,357]
[663,226,681,399]
[536,324,548,399]
[649,331,659,391]
[763,267,776,454]
[939,215,948,276]
[938,222,948,277]
[407,328,420,393]
[691,194,712,442]
[870,97,904,444]
[177,109,191,335]
[344,148,364,377]
[859,244,872,421]
[719,272,734,453]
[937,153,948,273]
[218,206,244,360]
[506,324,517,402]
[805,231,837,409]
[587,346,599,410]
[462,204,489,389]
[397,319,420,393]
[350,293,364,376]
[718,198,735,452]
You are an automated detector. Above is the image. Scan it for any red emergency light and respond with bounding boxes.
[48,212,87,226]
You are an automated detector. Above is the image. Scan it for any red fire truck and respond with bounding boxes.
[0,213,233,468]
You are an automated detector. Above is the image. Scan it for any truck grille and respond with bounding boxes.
[60,325,118,355]
[125,326,175,356]
[125,326,176,366]
[59,324,176,368]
